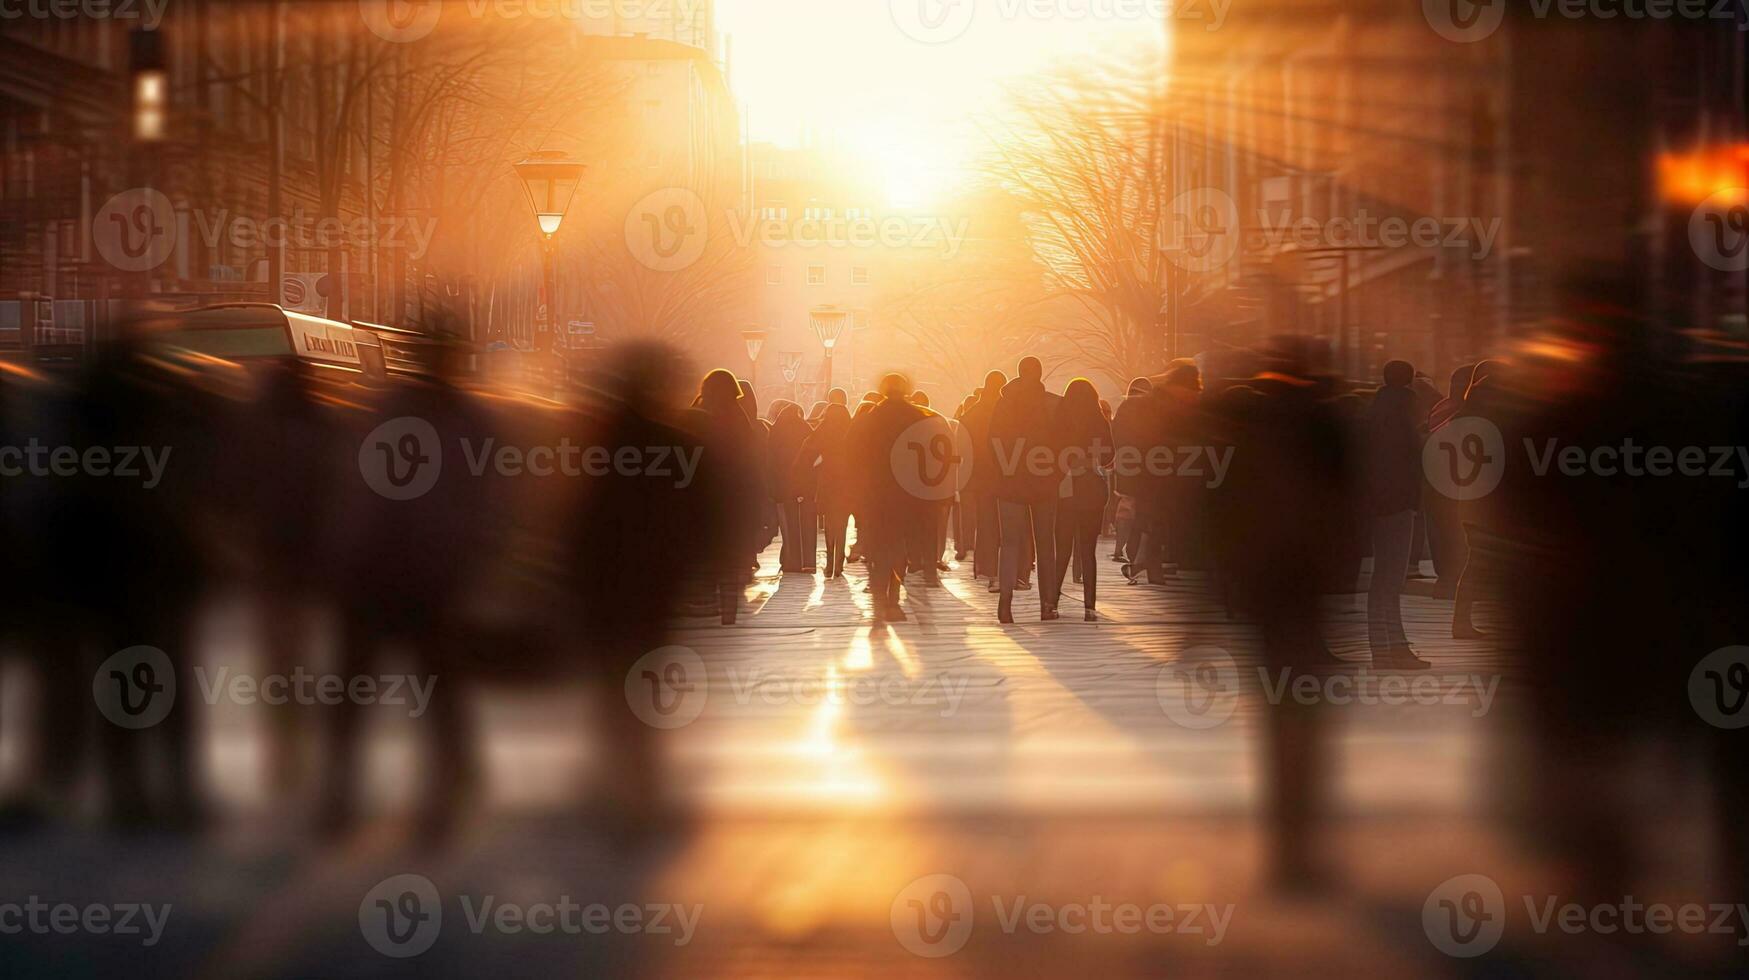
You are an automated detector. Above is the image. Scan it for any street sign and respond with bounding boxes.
[569,320,595,336]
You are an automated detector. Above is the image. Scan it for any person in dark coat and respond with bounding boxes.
[739,379,776,561]
[1110,377,1154,567]
[951,395,976,560]
[1053,378,1113,621]
[988,356,1062,623]
[690,369,761,623]
[960,370,1006,582]
[768,401,815,572]
[792,402,854,577]
[845,374,930,620]
[1365,360,1430,669]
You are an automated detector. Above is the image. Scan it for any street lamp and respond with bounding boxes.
[809,305,849,391]
[514,152,586,352]
[740,326,767,394]
[130,27,167,143]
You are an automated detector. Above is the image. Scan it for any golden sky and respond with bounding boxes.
[717,0,1164,206]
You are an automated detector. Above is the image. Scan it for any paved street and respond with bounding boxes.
[2,539,1734,978]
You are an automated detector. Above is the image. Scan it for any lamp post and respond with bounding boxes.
[809,305,849,393]
[514,152,586,352]
[779,350,803,404]
[740,327,767,396]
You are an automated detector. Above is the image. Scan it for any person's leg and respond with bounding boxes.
[978,494,1002,581]
[1052,505,1075,600]
[828,510,848,576]
[1031,500,1059,616]
[1078,508,1101,612]
[953,494,971,558]
[1368,510,1414,656]
[801,500,819,570]
[997,500,1025,621]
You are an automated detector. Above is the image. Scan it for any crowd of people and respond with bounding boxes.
[1,303,1746,896]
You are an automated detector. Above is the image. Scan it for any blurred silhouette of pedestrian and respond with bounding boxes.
[1053,378,1112,621]
[1365,360,1430,669]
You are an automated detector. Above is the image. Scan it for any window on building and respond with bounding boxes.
[807,265,826,285]
[851,266,870,285]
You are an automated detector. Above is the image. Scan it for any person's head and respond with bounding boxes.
[807,400,828,423]
[1062,377,1099,417]
[910,390,930,407]
[773,401,803,424]
[1017,356,1043,382]
[1163,362,1202,393]
[878,373,913,402]
[982,370,1007,394]
[1382,359,1414,389]
[820,401,852,433]
[699,368,742,411]
[1450,363,1478,400]
[766,398,796,421]
[828,387,849,406]
[1126,376,1152,398]
[862,390,880,405]
[1466,359,1504,400]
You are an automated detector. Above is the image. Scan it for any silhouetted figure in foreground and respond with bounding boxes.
[1053,378,1112,622]
[989,357,1062,623]
[1364,360,1430,669]
[846,374,930,621]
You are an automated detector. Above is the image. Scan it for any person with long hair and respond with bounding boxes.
[1054,378,1114,621]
